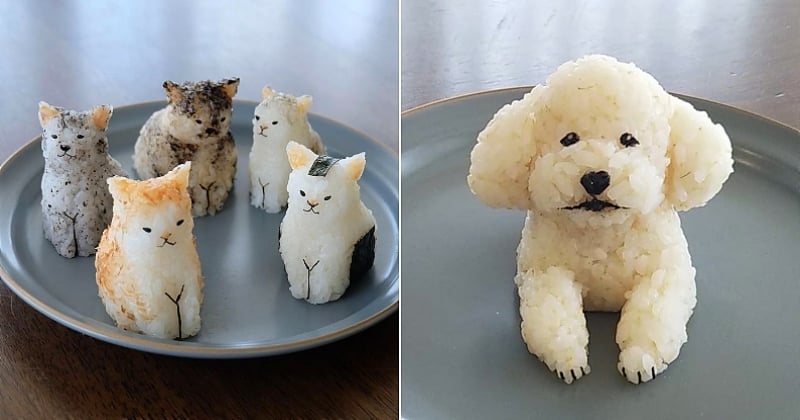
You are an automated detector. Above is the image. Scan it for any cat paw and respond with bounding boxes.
[618,346,667,384]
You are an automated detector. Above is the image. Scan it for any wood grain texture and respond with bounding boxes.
[0,1,397,418]
[401,0,800,130]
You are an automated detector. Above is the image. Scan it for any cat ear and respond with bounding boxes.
[107,175,136,200]
[222,78,240,99]
[341,153,366,181]
[38,101,60,128]
[261,86,274,100]
[164,162,192,188]
[91,105,113,131]
[163,81,183,104]
[297,95,312,114]
[286,141,317,170]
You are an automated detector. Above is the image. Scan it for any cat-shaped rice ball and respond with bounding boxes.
[279,142,376,304]
[134,78,239,217]
[38,102,127,258]
[249,86,324,213]
[96,162,204,340]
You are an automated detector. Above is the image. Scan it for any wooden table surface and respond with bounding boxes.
[0,2,398,418]
[401,0,800,131]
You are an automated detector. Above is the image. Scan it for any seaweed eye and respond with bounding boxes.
[195,119,202,124]
[176,219,184,226]
[560,132,579,147]
[255,115,260,121]
[620,133,639,147]
[51,134,58,139]
[77,134,84,139]
[300,190,306,197]
[272,121,278,125]
[324,195,331,201]
[142,227,152,233]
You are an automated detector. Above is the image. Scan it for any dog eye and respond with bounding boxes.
[195,119,202,124]
[620,133,639,147]
[272,121,278,125]
[176,219,184,226]
[142,227,152,233]
[300,190,306,197]
[560,132,580,147]
[255,115,260,121]
[77,134,84,139]
[324,195,331,201]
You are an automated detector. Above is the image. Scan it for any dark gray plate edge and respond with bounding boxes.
[402,86,800,135]
[0,100,399,359]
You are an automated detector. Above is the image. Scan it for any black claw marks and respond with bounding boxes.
[302,259,320,300]
[199,182,215,214]
[637,371,642,384]
[580,367,586,376]
[651,367,656,380]
[258,177,268,208]
[570,369,578,382]
[622,367,627,378]
[61,211,79,257]
[164,284,185,340]
[558,371,565,381]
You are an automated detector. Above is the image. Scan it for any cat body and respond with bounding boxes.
[249,86,324,213]
[38,102,127,258]
[279,142,376,304]
[96,163,204,339]
[134,78,239,217]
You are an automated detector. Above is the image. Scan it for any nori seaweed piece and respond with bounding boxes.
[350,226,376,279]
[308,156,340,177]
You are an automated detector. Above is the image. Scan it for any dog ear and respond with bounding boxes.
[664,97,733,211]
[468,86,544,210]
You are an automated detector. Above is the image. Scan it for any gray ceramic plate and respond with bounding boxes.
[401,88,800,419]
[0,100,398,358]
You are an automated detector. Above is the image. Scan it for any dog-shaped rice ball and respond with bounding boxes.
[468,55,733,384]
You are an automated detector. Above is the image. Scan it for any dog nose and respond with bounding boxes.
[205,127,216,135]
[307,200,318,207]
[60,145,71,151]
[580,171,610,195]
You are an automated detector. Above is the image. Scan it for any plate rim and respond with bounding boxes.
[0,99,399,358]
[401,86,800,136]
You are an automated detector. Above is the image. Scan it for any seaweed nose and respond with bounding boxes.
[60,145,71,151]
[205,127,216,135]
[580,171,610,195]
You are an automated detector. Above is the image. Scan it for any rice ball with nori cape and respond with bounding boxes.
[279,142,376,304]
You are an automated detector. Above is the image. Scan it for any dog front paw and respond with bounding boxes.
[552,364,590,384]
[617,346,667,384]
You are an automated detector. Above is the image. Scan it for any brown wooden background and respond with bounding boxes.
[0,1,398,418]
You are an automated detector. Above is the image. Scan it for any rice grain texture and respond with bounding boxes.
[468,55,733,384]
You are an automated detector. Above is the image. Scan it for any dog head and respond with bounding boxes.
[468,55,733,223]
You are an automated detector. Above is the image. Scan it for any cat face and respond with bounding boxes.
[163,79,238,141]
[38,102,112,164]
[107,163,195,250]
[286,142,365,219]
[252,87,312,140]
